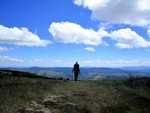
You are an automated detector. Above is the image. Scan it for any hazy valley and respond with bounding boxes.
[1,66,150,80]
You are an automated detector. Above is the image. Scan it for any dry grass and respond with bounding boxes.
[0,74,150,113]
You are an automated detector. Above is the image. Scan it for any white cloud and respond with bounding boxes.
[110,28,150,48]
[49,22,109,46]
[34,59,43,62]
[0,25,52,47]
[147,26,150,37]
[115,59,150,66]
[49,22,150,48]
[117,60,138,64]
[90,59,150,67]
[74,0,150,26]
[54,60,62,63]
[0,46,9,52]
[79,59,150,67]
[83,60,93,63]
[84,47,95,52]
[0,46,13,52]
[0,56,23,62]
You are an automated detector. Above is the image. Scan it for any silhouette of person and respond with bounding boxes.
[72,62,80,81]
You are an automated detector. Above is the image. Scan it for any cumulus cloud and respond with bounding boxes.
[49,22,150,48]
[84,47,95,52]
[0,46,13,52]
[49,22,109,46]
[0,25,52,47]
[110,28,150,48]
[0,55,23,62]
[0,46,9,52]
[74,0,150,26]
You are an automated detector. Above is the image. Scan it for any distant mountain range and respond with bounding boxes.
[120,66,150,73]
[0,66,150,80]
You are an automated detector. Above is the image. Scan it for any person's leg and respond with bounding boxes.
[75,73,78,81]
[75,75,77,81]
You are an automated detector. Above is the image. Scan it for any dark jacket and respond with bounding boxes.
[73,63,80,73]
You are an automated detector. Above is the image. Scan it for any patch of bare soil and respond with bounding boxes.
[18,95,91,113]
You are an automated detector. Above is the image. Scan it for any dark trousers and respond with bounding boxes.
[74,72,78,81]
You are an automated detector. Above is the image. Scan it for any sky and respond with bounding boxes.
[1,0,150,67]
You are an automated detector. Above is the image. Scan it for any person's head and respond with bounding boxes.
[75,62,78,64]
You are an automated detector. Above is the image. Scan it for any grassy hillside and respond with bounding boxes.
[0,71,150,113]
[34,70,69,79]
[0,70,49,79]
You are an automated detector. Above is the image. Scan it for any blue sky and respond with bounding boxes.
[1,0,150,67]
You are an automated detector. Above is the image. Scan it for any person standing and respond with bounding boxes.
[72,62,80,81]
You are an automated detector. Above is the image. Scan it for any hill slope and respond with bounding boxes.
[2,66,150,80]
[0,71,150,113]
[0,69,49,79]
[1,66,150,80]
